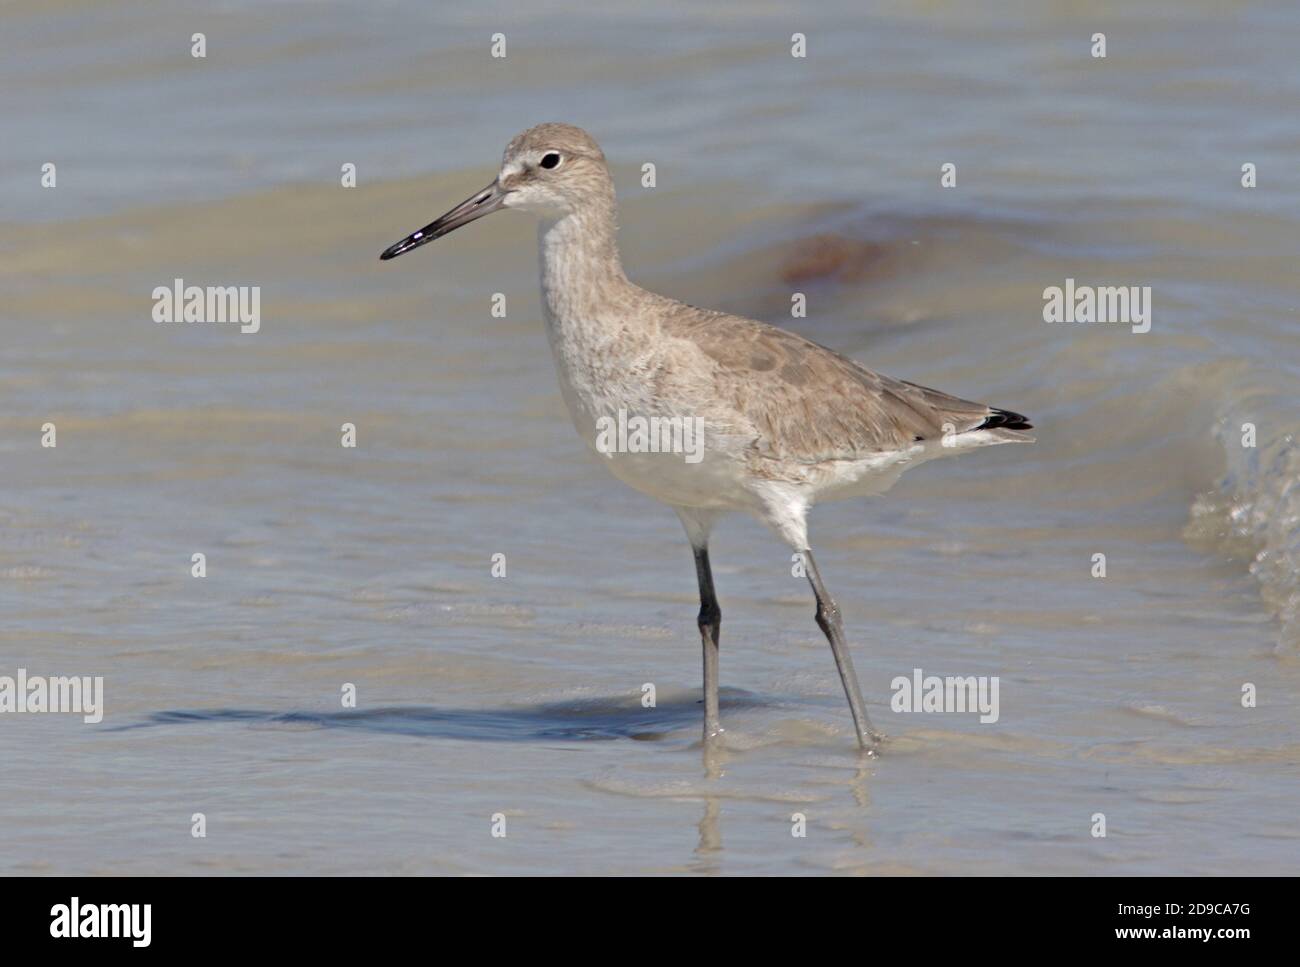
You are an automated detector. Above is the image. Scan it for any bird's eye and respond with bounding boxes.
[539,152,562,169]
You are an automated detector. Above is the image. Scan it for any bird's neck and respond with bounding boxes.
[538,207,630,324]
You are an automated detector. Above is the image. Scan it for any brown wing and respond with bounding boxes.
[667,308,1023,463]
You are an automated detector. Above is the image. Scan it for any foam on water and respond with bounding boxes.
[1187,400,1300,654]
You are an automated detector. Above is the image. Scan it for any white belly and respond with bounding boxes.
[552,355,753,509]
[543,311,755,510]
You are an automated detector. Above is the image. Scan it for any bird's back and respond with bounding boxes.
[647,295,1032,471]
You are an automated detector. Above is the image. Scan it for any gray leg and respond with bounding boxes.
[692,545,723,740]
[803,548,881,751]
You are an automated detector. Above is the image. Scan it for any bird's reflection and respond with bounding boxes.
[691,731,880,871]
[692,736,729,870]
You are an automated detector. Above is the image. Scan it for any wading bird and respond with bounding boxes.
[380,123,1033,752]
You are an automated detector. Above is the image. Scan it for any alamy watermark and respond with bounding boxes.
[50,898,150,947]
[890,668,999,723]
[1043,278,1151,333]
[152,278,260,333]
[595,408,705,464]
[0,668,103,723]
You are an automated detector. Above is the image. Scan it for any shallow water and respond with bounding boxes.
[3,1,1299,875]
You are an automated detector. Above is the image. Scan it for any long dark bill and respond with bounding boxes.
[379,180,506,261]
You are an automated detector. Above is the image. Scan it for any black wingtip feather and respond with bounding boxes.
[979,408,1034,431]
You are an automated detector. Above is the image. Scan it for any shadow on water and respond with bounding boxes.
[106,691,767,743]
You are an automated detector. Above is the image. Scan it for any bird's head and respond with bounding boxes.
[380,123,613,261]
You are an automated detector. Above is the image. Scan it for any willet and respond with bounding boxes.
[380,123,1033,752]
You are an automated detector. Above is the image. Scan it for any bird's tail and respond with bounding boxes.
[973,407,1035,443]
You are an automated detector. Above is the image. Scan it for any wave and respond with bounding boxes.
[1185,387,1300,654]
